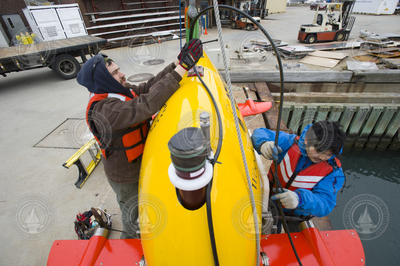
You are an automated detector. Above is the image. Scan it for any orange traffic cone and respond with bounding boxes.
[204,27,208,35]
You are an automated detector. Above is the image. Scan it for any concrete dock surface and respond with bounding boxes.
[0,6,399,266]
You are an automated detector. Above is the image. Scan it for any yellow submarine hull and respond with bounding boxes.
[138,54,263,265]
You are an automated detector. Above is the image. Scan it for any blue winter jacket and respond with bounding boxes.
[251,125,345,217]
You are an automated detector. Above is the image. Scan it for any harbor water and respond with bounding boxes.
[329,150,400,266]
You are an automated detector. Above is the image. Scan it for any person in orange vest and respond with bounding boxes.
[77,39,203,238]
[252,121,346,218]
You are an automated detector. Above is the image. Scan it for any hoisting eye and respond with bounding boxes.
[168,126,213,210]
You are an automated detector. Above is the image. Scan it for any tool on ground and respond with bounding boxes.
[74,207,112,240]
[63,138,101,188]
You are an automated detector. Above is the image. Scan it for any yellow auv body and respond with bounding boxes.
[139,53,262,265]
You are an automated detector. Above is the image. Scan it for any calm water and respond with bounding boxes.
[329,150,400,266]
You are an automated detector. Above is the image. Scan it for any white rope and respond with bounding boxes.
[211,1,260,265]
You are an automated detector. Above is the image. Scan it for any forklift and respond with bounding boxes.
[230,0,262,31]
[298,0,356,44]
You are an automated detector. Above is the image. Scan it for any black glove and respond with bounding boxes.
[177,38,203,71]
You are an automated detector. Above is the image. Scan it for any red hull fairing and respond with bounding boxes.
[261,228,365,265]
[47,237,143,266]
[48,228,364,265]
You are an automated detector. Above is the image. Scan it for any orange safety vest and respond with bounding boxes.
[86,90,149,163]
[268,137,341,191]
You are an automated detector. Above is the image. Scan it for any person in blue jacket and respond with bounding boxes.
[252,121,346,217]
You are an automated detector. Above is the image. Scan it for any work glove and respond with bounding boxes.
[177,38,203,71]
[271,189,299,209]
[260,141,282,161]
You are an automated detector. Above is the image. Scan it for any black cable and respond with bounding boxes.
[194,65,222,266]
[190,5,302,266]
[206,180,219,266]
[194,66,223,163]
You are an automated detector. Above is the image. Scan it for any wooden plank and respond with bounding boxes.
[299,56,340,68]
[282,104,293,125]
[352,54,380,63]
[388,140,400,150]
[270,92,400,104]
[92,11,178,22]
[351,70,400,83]
[254,82,289,132]
[86,16,183,30]
[345,106,371,149]
[309,51,347,60]
[388,131,400,150]
[366,106,397,150]
[91,22,181,36]
[288,105,304,134]
[381,58,400,69]
[328,106,344,122]
[377,110,400,150]
[222,71,353,83]
[222,70,400,84]
[124,1,168,5]
[305,41,362,50]
[348,106,371,136]
[339,106,357,133]
[354,106,384,149]
[107,30,177,42]
[85,6,179,15]
[315,106,330,122]
[301,106,317,132]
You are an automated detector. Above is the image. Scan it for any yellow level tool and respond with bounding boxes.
[63,138,102,188]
